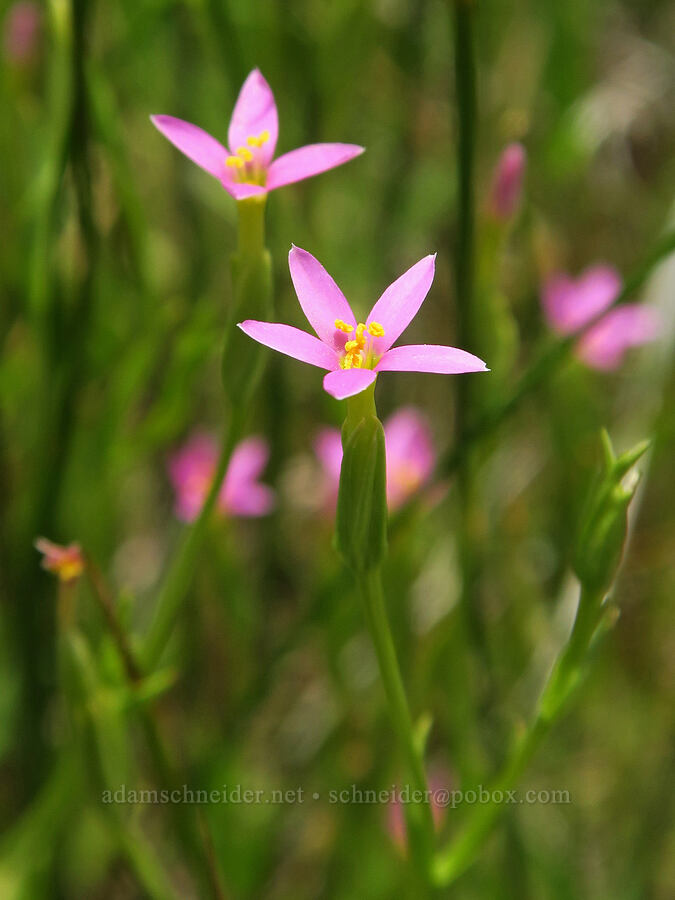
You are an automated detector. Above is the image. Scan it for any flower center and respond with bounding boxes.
[225,130,270,185]
[335,320,385,369]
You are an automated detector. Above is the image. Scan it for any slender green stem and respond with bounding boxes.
[359,567,436,879]
[440,228,675,478]
[143,406,245,670]
[433,583,605,887]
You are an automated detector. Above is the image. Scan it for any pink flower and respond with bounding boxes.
[541,265,658,370]
[576,305,660,370]
[35,538,84,583]
[3,2,41,64]
[168,432,275,522]
[386,769,451,854]
[151,69,364,201]
[238,247,489,401]
[315,407,436,511]
[488,143,526,220]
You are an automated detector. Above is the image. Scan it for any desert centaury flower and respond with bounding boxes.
[35,538,84,583]
[151,69,364,200]
[238,247,489,400]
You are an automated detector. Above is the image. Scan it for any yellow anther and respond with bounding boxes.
[335,319,354,334]
[368,321,385,337]
[225,155,244,169]
[247,129,271,148]
[236,146,254,162]
[344,340,359,352]
[355,323,366,344]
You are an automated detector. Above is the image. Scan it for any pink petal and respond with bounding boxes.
[266,143,364,190]
[542,265,621,335]
[221,180,267,200]
[314,428,343,484]
[376,344,488,374]
[151,115,228,180]
[576,304,659,370]
[221,437,275,517]
[365,255,437,356]
[224,483,276,517]
[227,69,278,167]
[489,143,527,220]
[237,320,338,370]
[288,246,357,352]
[384,408,436,510]
[168,432,219,522]
[323,368,377,400]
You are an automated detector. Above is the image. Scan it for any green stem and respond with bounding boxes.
[441,228,675,478]
[144,196,271,671]
[143,406,245,670]
[433,583,605,887]
[359,567,436,881]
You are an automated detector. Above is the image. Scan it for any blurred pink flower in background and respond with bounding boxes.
[168,432,275,522]
[3,1,41,63]
[152,69,363,201]
[541,265,658,370]
[35,538,84,583]
[488,142,527,221]
[315,407,436,512]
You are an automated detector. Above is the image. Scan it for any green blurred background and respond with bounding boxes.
[1,0,674,897]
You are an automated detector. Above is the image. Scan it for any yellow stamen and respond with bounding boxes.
[335,319,354,334]
[246,129,271,148]
[368,321,385,337]
[344,340,359,352]
[236,146,254,162]
[355,323,366,343]
[225,155,244,169]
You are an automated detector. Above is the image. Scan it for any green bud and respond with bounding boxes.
[335,410,388,573]
[573,430,649,593]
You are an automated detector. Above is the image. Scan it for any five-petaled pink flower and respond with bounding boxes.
[151,69,364,201]
[315,407,436,511]
[238,247,489,400]
[542,265,659,370]
[35,538,84,583]
[168,432,275,522]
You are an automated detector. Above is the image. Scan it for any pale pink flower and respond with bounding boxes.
[488,143,526,220]
[315,407,436,511]
[541,265,658,370]
[3,1,41,63]
[168,432,275,522]
[151,69,363,200]
[238,247,488,401]
[35,538,84,583]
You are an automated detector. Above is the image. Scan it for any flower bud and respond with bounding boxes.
[335,414,388,573]
[488,143,526,221]
[573,431,649,593]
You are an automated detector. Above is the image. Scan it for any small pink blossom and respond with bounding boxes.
[315,407,436,511]
[238,247,488,401]
[541,265,658,370]
[151,69,363,200]
[168,432,275,522]
[488,143,526,221]
[3,1,41,63]
[35,538,84,583]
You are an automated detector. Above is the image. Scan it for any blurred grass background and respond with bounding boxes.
[1,0,674,897]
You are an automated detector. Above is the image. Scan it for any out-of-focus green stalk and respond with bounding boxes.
[359,566,436,884]
[440,228,675,478]
[143,197,271,671]
[340,388,436,885]
[433,583,606,887]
